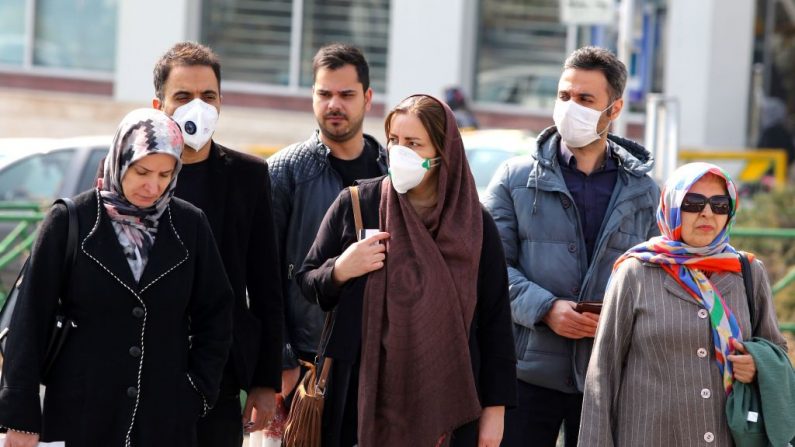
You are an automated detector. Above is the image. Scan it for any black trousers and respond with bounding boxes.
[196,368,243,447]
[501,380,583,447]
[322,359,359,447]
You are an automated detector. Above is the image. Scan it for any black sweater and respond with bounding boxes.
[297,177,517,408]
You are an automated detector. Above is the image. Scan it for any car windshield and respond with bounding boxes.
[0,148,24,166]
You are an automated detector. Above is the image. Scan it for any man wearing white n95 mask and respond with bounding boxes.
[483,46,660,447]
[152,41,284,447]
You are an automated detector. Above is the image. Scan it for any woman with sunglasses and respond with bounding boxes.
[577,162,788,446]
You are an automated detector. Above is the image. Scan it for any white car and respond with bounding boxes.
[0,136,111,202]
[462,129,536,196]
[0,136,111,289]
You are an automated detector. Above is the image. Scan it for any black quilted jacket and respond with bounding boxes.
[268,130,387,368]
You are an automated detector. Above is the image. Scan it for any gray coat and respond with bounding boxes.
[483,127,660,393]
[578,257,788,447]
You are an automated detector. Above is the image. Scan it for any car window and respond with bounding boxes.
[0,150,75,201]
[466,149,515,189]
[77,148,107,194]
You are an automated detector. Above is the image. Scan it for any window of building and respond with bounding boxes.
[475,0,568,110]
[201,0,390,93]
[298,0,389,92]
[201,0,293,85]
[34,0,118,71]
[0,0,26,66]
[0,0,117,73]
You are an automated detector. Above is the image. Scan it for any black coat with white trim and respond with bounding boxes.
[0,188,233,447]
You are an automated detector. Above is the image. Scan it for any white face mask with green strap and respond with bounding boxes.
[387,145,440,194]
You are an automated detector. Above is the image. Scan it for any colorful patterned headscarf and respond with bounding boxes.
[614,162,746,393]
[100,108,183,282]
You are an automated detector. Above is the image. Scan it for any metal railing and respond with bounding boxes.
[0,207,47,303]
[0,204,792,334]
[731,226,795,335]
[731,227,795,299]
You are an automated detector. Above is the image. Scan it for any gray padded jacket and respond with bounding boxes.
[483,126,660,393]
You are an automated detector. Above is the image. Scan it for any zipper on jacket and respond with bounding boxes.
[581,186,654,298]
[288,263,294,280]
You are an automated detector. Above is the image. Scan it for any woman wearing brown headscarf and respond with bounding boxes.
[297,94,516,447]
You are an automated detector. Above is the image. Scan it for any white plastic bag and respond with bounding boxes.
[0,436,65,447]
[248,431,281,447]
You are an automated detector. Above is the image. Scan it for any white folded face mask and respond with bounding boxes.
[172,98,219,151]
[553,99,615,148]
[388,144,440,194]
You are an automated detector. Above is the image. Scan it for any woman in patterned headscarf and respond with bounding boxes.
[0,108,233,447]
[578,162,788,447]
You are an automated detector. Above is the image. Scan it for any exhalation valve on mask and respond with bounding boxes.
[172,98,219,151]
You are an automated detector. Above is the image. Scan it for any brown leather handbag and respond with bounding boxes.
[282,186,364,447]
[281,341,332,446]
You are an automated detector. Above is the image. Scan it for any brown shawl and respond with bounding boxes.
[358,95,484,446]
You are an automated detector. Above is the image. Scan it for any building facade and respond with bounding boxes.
[0,0,767,149]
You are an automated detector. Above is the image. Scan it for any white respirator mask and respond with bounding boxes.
[171,98,219,151]
[388,144,441,194]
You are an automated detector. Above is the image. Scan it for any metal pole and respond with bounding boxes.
[749,63,765,147]
[763,0,777,95]
[614,0,635,137]
[664,97,680,182]
[566,24,579,55]
[644,94,661,180]
[645,94,679,183]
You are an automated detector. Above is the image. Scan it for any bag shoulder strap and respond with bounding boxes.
[0,198,78,350]
[314,312,334,393]
[738,251,755,328]
[53,197,79,271]
[350,185,364,239]
[316,186,365,393]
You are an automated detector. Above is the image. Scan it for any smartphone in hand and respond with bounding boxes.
[575,301,603,314]
[358,229,380,242]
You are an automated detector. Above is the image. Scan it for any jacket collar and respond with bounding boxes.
[310,129,388,173]
[528,126,654,191]
[203,141,229,237]
[82,189,189,295]
[534,126,654,176]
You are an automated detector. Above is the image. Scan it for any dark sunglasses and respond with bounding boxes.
[680,193,732,215]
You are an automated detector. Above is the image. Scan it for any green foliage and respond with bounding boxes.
[733,186,795,323]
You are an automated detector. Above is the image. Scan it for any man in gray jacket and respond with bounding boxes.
[269,43,387,399]
[483,46,660,447]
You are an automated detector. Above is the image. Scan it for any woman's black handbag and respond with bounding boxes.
[0,197,78,378]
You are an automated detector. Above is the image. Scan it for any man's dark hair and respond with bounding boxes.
[312,43,370,91]
[564,46,627,102]
[153,41,222,101]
